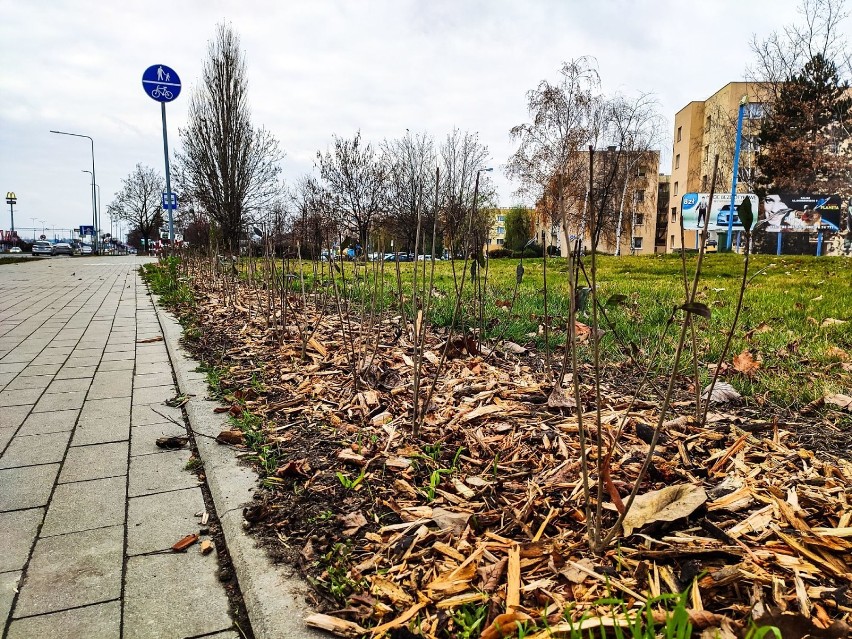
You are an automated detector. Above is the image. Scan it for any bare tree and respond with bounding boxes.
[382,131,438,254]
[106,163,164,254]
[749,0,850,98]
[317,131,387,250]
[749,0,851,195]
[508,58,604,247]
[177,23,284,253]
[605,93,665,254]
[289,176,338,257]
[439,128,495,257]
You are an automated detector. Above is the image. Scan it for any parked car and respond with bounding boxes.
[9,246,21,253]
[383,252,413,262]
[715,205,741,228]
[52,242,73,256]
[32,241,53,256]
[80,244,93,255]
[416,254,433,261]
[705,239,718,253]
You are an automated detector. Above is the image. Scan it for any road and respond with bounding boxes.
[0,257,241,638]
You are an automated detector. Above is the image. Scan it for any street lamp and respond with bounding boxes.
[30,217,37,242]
[5,193,16,244]
[50,130,98,254]
[81,170,102,253]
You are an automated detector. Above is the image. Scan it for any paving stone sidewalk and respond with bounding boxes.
[0,257,239,638]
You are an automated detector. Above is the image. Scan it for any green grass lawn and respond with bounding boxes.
[246,252,851,408]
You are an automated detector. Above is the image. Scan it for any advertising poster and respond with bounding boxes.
[681,193,759,232]
[763,194,842,233]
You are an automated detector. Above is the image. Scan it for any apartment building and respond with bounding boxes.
[666,82,768,251]
[534,148,662,255]
[485,208,508,250]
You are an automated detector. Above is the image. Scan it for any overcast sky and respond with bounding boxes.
[0,0,805,238]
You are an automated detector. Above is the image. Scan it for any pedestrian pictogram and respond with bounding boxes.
[142,64,181,103]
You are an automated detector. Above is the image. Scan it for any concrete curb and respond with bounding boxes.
[150,294,326,639]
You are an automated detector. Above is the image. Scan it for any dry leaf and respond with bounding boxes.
[547,384,576,409]
[480,612,533,639]
[622,484,707,536]
[136,336,163,343]
[701,381,741,404]
[561,557,596,584]
[825,346,849,361]
[431,508,470,534]
[275,458,312,478]
[743,322,772,339]
[732,350,761,376]
[155,436,188,449]
[338,511,368,536]
[501,340,528,355]
[820,317,847,328]
[824,394,852,411]
[215,430,245,445]
[304,613,366,638]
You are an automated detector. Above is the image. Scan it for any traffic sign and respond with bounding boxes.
[80,225,94,236]
[162,192,178,210]
[142,64,181,103]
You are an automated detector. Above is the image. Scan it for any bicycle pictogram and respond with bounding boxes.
[151,85,173,100]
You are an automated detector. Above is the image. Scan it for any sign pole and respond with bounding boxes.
[727,96,747,250]
[142,64,181,246]
[161,102,174,244]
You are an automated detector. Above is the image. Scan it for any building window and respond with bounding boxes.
[637,169,646,177]
[670,234,675,248]
[497,227,504,235]
[676,126,682,142]
[738,166,755,181]
[742,136,761,153]
[674,181,678,196]
[635,189,645,203]
[744,103,764,119]
[632,237,643,249]
[671,207,677,223]
[497,215,505,222]
[704,145,709,162]
[635,214,645,226]
[702,175,708,190]
[705,116,712,132]
[496,238,504,245]
[675,154,680,169]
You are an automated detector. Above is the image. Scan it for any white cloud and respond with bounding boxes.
[0,0,802,237]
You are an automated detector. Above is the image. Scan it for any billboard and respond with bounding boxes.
[681,193,759,232]
[763,194,842,233]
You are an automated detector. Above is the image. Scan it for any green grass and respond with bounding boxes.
[0,256,48,265]
[239,253,851,408]
[146,252,851,408]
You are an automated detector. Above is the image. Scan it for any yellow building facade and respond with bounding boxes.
[666,82,768,251]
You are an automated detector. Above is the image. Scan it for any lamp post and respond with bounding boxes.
[50,130,98,254]
[30,217,37,242]
[81,170,102,254]
[5,193,16,244]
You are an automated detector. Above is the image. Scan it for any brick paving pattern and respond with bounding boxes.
[0,257,238,638]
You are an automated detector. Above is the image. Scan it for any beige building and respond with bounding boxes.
[666,81,768,251]
[485,208,509,251]
[534,148,662,256]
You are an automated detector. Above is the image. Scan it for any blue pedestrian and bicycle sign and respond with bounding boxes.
[162,192,178,210]
[142,64,181,103]
[79,225,94,236]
